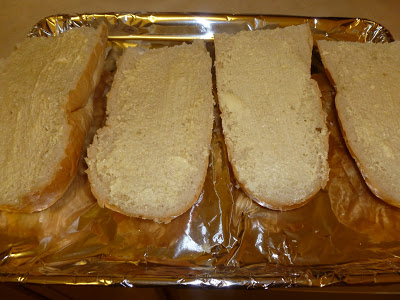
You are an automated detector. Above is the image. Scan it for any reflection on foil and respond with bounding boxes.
[0,13,399,288]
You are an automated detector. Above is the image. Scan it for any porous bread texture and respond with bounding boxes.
[214,24,329,210]
[0,24,108,212]
[318,40,400,207]
[86,41,214,223]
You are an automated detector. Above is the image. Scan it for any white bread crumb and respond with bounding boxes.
[318,39,400,207]
[86,41,214,223]
[0,24,108,212]
[214,25,329,210]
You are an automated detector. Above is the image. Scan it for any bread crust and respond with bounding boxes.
[215,26,329,211]
[337,108,400,207]
[0,24,108,213]
[249,80,329,211]
[86,42,214,223]
[320,55,400,208]
[225,118,329,211]
[87,101,214,223]
[88,138,212,223]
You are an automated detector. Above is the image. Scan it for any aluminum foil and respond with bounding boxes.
[0,13,398,288]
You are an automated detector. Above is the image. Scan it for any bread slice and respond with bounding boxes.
[318,40,400,207]
[214,24,329,210]
[0,24,108,212]
[86,41,214,223]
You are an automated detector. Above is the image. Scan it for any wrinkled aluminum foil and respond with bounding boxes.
[0,13,399,288]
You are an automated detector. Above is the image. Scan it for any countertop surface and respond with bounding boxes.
[1,0,399,58]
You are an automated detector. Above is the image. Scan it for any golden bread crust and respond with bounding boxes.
[0,24,108,213]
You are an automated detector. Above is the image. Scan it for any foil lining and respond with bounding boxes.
[1,13,399,288]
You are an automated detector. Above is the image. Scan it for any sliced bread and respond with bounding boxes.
[0,24,108,212]
[318,40,400,207]
[214,24,329,210]
[86,41,214,223]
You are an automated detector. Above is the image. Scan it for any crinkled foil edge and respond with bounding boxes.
[1,12,397,288]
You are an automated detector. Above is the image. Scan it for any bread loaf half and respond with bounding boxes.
[86,41,214,223]
[318,40,400,207]
[0,24,108,212]
[214,24,329,210]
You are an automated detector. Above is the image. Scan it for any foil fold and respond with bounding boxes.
[1,13,399,289]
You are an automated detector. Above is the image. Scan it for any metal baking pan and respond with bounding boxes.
[0,13,398,289]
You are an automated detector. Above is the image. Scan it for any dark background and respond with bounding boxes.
[1,283,400,299]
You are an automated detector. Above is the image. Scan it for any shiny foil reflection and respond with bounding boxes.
[0,13,398,288]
